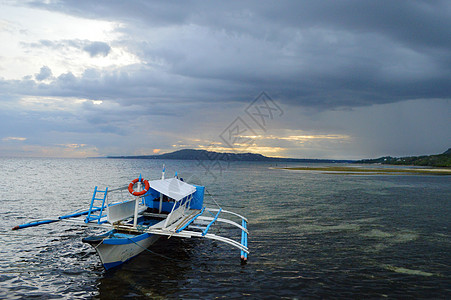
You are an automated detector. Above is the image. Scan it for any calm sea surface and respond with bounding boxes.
[0,158,450,299]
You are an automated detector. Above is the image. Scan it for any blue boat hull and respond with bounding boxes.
[83,230,160,270]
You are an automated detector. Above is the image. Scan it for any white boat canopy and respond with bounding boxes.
[149,178,196,201]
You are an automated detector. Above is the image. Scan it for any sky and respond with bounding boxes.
[0,0,450,159]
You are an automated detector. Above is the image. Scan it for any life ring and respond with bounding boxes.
[128,178,150,196]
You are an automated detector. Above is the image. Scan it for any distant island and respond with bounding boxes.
[107,149,354,163]
[101,148,451,167]
[358,148,451,167]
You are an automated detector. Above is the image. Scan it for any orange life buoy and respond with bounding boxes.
[128,178,150,196]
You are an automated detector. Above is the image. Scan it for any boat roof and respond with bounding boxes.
[149,178,196,201]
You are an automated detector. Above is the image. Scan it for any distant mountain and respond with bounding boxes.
[358,148,451,167]
[107,149,354,163]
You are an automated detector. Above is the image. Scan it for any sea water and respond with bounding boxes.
[0,158,450,298]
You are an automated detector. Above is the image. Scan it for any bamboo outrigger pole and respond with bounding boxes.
[11,207,102,230]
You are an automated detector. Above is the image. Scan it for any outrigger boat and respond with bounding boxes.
[12,168,249,270]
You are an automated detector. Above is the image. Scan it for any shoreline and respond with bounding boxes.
[278,166,451,175]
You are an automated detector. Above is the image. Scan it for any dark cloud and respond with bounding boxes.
[29,0,450,109]
[23,0,451,109]
[83,41,111,57]
[34,66,53,81]
[2,1,450,157]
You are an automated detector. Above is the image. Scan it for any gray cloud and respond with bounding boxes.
[20,1,450,110]
[34,66,53,81]
[83,41,111,57]
[34,1,451,109]
[26,39,111,58]
[1,1,450,158]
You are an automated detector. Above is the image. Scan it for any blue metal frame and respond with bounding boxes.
[202,208,222,236]
[12,207,104,230]
[85,186,109,224]
[175,207,206,233]
[241,219,248,260]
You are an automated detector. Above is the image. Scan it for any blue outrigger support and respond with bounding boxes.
[202,208,222,236]
[176,207,206,233]
[187,207,249,262]
[11,207,103,230]
[240,219,248,264]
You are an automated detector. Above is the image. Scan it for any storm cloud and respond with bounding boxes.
[0,1,450,158]
[19,0,451,107]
